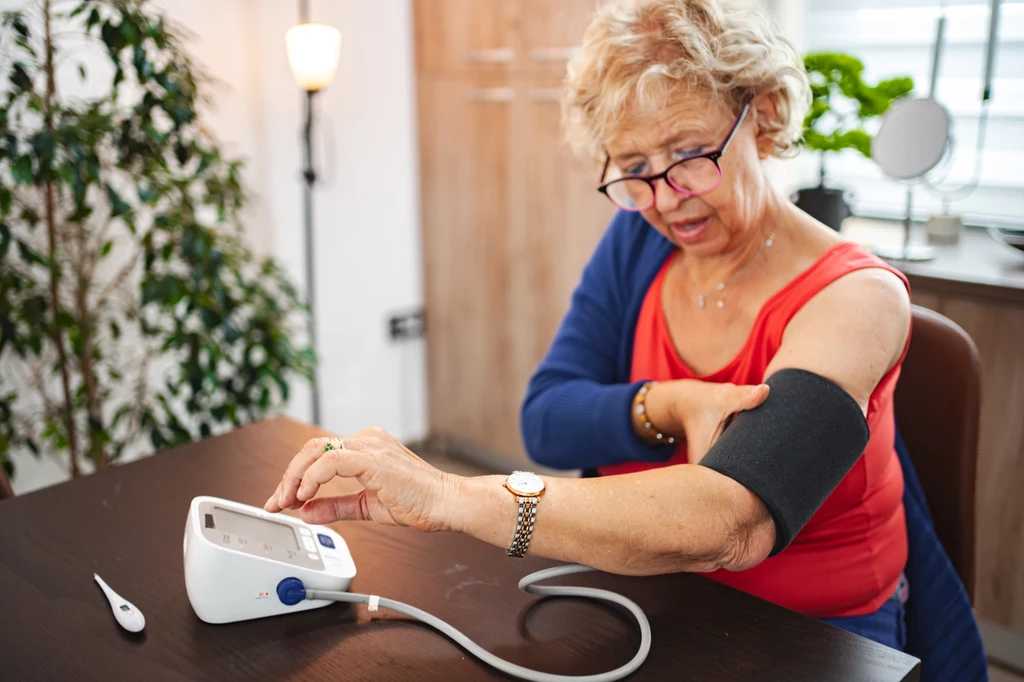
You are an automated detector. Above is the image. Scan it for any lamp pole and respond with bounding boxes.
[301,86,321,426]
[287,0,340,426]
[286,0,337,425]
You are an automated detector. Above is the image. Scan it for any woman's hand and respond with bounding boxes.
[642,380,770,464]
[263,427,462,532]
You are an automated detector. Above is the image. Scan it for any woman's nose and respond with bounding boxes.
[653,176,684,215]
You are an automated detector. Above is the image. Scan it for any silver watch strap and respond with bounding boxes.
[507,496,538,558]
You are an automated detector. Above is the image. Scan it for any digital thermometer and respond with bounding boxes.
[183,496,356,624]
[94,573,145,632]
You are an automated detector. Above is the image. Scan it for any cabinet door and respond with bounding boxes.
[508,75,616,444]
[414,0,522,76]
[519,0,608,77]
[418,76,521,457]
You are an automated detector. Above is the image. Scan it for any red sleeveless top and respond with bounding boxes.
[600,241,910,618]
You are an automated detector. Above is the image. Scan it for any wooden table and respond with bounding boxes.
[0,418,921,681]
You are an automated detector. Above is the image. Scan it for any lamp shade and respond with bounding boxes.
[285,23,341,91]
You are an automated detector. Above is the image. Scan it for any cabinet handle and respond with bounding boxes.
[528,47,579,62]
[462,48,515,64]
[464,87,516,102]
[529,89,561,102]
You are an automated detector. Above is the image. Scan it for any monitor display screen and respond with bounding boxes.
[214,507,299,551]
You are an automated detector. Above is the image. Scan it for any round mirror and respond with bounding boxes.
[871,97,951,180]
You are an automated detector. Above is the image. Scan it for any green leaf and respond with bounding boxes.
[107,185,131,219]
[119,19,138,44]
[78,63,87,81]
[10,62,31,91]
[55,310,75,329]
[12,155,32,184]
[101,239,114,257]
[0,221,10,259]
[137,184,159,204]
[16,239,46,267]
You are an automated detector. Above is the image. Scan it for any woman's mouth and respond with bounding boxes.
[670,217,709,244]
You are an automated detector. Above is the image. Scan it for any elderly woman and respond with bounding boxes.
[265,0,911,652]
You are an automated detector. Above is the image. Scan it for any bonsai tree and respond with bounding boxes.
[801,52,915,185]
[0,0,314,483]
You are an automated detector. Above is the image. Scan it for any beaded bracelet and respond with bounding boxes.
[633,382,676,445]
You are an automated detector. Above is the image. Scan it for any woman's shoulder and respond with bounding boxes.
[762,216,910,342]
[779,212,905,288]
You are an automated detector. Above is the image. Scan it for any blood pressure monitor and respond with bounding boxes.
[181,495,651,680]
[183,496,356,624]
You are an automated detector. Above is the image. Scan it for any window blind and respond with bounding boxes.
[796,0,1023,228]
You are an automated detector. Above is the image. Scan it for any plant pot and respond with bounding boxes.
[793,185,852,231]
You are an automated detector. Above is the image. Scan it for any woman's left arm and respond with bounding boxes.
[762,267,911,411]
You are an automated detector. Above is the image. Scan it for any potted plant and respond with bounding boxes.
[0,0,314,485]
[795,52,914,230]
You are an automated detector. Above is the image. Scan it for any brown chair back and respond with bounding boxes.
[893,305,981,602]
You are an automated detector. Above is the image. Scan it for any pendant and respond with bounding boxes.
[716,299,725,308]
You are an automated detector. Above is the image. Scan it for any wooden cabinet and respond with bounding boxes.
[518,0,600,77]
[417,75,517,453]
[414,0,522,75]
[414,1,612,466]
[508,73,614,402]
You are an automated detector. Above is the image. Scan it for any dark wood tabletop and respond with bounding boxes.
[0,417,920,682]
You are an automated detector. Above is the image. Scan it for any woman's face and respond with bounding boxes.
[604,92,772,258]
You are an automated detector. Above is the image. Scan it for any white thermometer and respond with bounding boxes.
[94,573,146,633]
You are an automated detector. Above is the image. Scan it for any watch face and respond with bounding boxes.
[507,471,545,495]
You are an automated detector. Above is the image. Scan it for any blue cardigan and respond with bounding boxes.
[519,210,987,681]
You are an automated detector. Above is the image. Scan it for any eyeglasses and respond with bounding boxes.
[596,97,752,212]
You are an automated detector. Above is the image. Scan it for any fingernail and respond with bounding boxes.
[264,496,275,510]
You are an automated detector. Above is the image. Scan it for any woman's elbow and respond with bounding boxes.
[520,393,569,470]
[717,507,776,572]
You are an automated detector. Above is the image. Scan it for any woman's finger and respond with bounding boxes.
[264,480,285,512]
[296,448,373,504]
[273,437,333,509]
[299,492,371,525]
[735,384,770,411]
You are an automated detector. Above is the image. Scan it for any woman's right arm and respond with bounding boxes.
[520,212,675,470]
[521,213,768,471]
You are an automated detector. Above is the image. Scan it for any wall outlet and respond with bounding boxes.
[388,308,425,341]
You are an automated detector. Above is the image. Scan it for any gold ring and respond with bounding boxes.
[323,438,345,452]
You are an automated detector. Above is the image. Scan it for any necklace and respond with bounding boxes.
[689,231,775,310]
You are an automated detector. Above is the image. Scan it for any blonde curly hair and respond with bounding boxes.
[562,0,810,164]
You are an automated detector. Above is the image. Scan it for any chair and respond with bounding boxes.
[0,466,14,500]
[893,304,981,602]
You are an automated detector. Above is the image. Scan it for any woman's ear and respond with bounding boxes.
[751,91,780,159]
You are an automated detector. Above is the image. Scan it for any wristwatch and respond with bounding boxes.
[503,471,545,558]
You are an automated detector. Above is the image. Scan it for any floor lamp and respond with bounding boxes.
[285,5,341,425]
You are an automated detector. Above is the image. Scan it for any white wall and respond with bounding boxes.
[7,0,427,494]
